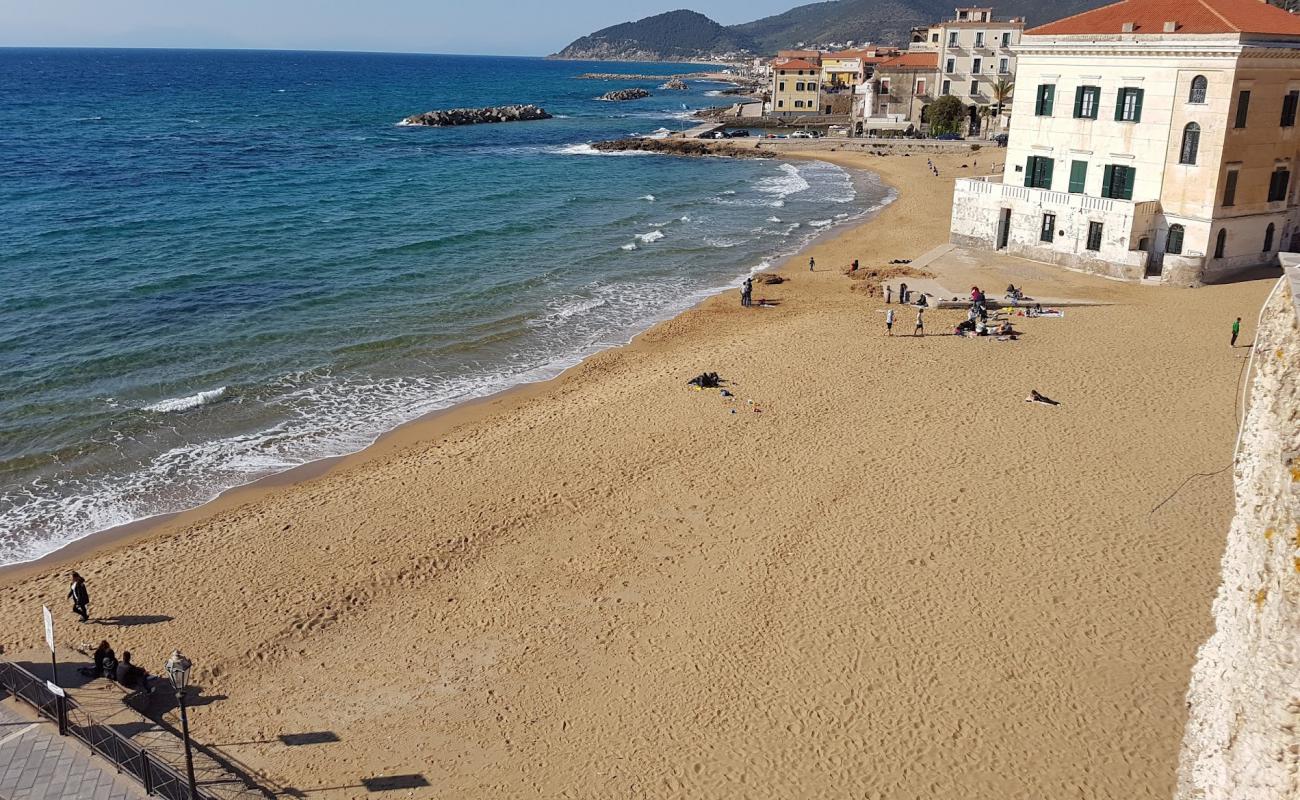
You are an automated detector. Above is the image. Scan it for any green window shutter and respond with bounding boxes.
[1088,88,1100,119]
[1073,86,1084,118]
[1121,167,1135,200]
[1114,90,1125,121]
[1101,165,1113,198]
[1068,160,1087,193]
[1042,158,1054,189]
[1133,88,1144,122]
[1044,84,1054,115]
[1025,157,1036,187]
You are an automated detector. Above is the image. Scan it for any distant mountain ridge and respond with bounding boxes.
[552,0,1114,61]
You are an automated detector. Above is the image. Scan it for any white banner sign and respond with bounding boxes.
[42,605,54,653]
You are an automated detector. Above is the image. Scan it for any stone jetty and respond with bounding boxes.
[591,138,771,158]
[660,78,689,90]
[399,104,552,127]
[599,88,652,101]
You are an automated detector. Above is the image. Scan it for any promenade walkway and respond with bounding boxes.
[0,697,147,800]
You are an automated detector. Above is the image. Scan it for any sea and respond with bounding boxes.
[0,49,894,566]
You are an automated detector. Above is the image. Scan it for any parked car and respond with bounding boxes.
[729,129,751,137]
[933,132,964,141]
[790,130,819,139]
[993,133,1009,147]
[705,131,727,139]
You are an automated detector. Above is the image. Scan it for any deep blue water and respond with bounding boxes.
[0,48,891,565]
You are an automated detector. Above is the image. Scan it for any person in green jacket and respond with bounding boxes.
[1231,317,1241,347]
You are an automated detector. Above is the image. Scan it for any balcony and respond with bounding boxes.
[956,176,1159,218]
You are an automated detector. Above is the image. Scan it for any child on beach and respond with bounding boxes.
[885,308,895,335]
[914,308,924,336]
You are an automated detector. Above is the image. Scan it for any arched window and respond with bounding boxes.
[1179,123,1200,164]
[1215,228,1227,259]
[1189,75,1208,104]
[1263,222,1275,252]
[1166,224,1185,255]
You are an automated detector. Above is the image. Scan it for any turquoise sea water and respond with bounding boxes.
[0,49,893,565]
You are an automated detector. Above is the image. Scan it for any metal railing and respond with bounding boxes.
[0,660,263,800]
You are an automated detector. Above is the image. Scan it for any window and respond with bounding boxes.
[975,32,985,47]
[1223,170,1239,206]
[1025,155,1054,189]
[794,100,804,108]
[1001,32,1012,46]
[946,58,955,72]
[998,58,1009,74]
[972,57,982,73]
[1235,90,1250,128]
[1087,221,1103,251]
[1189,75,1207,104]
[777,100,785,108]
[778,82,786,92]
[1035,84,1055,116]
[1166,224,1185,255]
[1179,123,1200,165]
[942,80,951,95]
[880,80,889,93]
[1282,91,1298,127]
[1264,222,1275,251]
[1101,165,1135,200]
[1068,160,1087,193]
[1115,87,1144,122]
[1074,85,1100,119]
[1040,213,1056,242]
[795,82,805,91]
[917,79,926,95]
[971,80,979,95]
[931,32,939,43]
[948,31,959,46]
[1214,228,1227,258]
[1268,167,1290,202]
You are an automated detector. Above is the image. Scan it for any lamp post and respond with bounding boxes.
[164,650,199,800]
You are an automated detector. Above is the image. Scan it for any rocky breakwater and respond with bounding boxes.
[599,88,651,101]
[399,104,552,127]
[592,138,770,159]
[660,78,689,90]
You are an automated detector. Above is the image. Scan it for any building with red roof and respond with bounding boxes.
[949,0,1300,283]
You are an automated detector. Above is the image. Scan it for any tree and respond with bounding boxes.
[928,95,965,135]
[992,78,1015,117]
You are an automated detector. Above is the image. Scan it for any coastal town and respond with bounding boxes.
[0,1,1297,799]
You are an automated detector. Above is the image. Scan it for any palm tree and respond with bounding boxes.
[992,77,1015,120]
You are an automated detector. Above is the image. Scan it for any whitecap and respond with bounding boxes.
[755,163,810,198]
[635,230,665,244]
[680,215,692,222]
[767,216,782,223]
[640,194,656,202]
[810,219,833,228]
[143,386,228,413]
[620,243,638,251]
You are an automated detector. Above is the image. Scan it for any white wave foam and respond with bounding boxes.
[680,215,692,222]
[635,230,665,244]
[620,242,637,251]
[721,190,737,195]
[552,143,647,157]
[640,194,656,202]
[143,387,228,413]
[771,200,785,208]
[767,216,782,223]
[809,219,833,228]
[756,163,810,198]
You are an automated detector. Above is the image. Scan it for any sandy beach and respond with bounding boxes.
[0,148,1275,799]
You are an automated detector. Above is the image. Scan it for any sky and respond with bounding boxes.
[0,0,799,56]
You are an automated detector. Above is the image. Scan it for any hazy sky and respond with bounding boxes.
[0,0,798,55]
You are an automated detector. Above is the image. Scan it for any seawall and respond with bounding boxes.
[1175,265,1300,799]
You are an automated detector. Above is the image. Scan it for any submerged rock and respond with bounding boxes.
[599,88,652,101]
[400,104,552,127]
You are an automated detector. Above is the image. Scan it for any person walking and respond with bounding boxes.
[851,258,859,273]
[899,282,908,304]
[809,256,815,272]
[69,571,90,623]
[885,285,892,304]
[885,308,895,336]
[914,307,925,337]
[1231,316,1241,347]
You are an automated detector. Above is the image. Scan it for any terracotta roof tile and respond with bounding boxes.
[878,52,940,68]
[775,59,820,70]
[1028,0,1300,35]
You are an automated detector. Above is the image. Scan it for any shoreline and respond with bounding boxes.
[0,147,894,583]
[0,145,1268,799]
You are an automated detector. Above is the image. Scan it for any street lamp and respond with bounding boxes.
[164,650,199,800]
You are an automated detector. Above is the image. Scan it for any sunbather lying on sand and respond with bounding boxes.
[1025,390,1059,406]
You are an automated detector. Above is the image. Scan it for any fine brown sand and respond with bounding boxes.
[0,149,1275,799]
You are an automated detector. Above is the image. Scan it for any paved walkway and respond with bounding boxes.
[0,698,147,800]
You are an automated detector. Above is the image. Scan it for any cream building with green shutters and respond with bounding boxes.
[949,0,1300,283]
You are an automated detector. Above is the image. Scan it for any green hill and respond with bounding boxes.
[553,10,756,61]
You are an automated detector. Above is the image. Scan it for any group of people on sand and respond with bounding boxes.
[884,306,926,336]
[68,571,157,693]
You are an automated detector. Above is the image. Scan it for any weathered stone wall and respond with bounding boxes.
[1175,273,1300,800]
